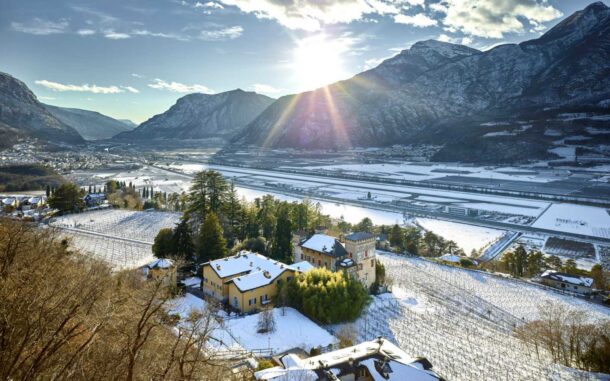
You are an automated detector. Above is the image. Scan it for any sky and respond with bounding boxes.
[0,0,603,123]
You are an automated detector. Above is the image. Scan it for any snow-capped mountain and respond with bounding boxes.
[0,71,84,147]
[115,89,274,140]
[45,105,135,141]
[234,2,610,155]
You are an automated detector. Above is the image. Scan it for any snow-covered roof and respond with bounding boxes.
[2,198,16,205]
[541,270,593,287]
[207,251,312,292]
[255,337,442,381]
[208,251,285,278]
[300,234,346,257]
[336,258,356,268]
[288,261,314,272]
[144,258,174,269]
[345,232,375,241]
[439,254,462,263]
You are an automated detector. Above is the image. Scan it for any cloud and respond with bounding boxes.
[131,73,144,78]
[251,83,281,94]
[394,13,437,27]
[104,30,131,39]
[198,26,243,41]
[77,29,96,36]
[132,29,189,41]
[121,86,140,93]
[148,79,214,93]
[439,0,562,39]
[11,18,68,35]
[217,0,401,31]
[35,80,126,94]
[195,1,224,9]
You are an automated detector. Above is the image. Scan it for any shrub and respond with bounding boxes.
[285,268,370,324]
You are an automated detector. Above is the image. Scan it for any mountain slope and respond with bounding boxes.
[115,89,274,140]
[0,72,84,145]
[45,105,135,140]
[234,2,610,156]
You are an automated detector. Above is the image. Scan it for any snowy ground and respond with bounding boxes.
[223,308,338,354]
[533,204,610,239]
[415,218,506,253]
[168,294,338,355]
[328,253,610,381]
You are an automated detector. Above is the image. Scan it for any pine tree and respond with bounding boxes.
[45,185,51,198]
[173,219,195,263]
[197,213,227,262]
[271,203,293,262]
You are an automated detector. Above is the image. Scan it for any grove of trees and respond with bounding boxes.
[282,268,370,324]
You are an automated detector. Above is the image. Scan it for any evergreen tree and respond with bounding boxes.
[389,224,404,248]
[590,264,606,290]
[526,251,544,276]
[354,217,373,233]
[152,228,174,258]
[514,245,528,277]
[88,185,92,194]
[172,219,195,263]
[271,203,293,262]
[563,259,578,273]
[197,213,227,262]
[48,183,85,213]
[45,185,51,198]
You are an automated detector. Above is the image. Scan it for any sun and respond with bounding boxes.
[292,34,348,91]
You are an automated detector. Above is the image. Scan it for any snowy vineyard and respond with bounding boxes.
[329,254,610,381]
[51,209,181,243]
[51,209,181,269]
[64,231,153,269]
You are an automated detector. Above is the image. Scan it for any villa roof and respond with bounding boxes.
[300,234,347,258]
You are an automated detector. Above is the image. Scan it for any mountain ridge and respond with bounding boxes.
[45,104,135,141]
[115,89,275,140]
[0,72,84,146]
[232,2,610,158]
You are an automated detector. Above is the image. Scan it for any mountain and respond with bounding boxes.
[118,119,137,128]
[0,72,84,146]
[115,89,274,140]
[45,105,135,140]
[234,2,610,162]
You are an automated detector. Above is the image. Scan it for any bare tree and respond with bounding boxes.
[257,308,276,334]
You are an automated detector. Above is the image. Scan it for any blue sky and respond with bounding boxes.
[0,0,602,123]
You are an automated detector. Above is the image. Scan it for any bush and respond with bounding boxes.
[285,268,370,324]
[256,360,275,371]
[460,258,474,267]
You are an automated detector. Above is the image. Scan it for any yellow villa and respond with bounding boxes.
[202,251,313,313]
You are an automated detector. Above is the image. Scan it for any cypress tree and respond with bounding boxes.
[197,212,227,262]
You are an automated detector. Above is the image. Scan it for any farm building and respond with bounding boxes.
[296,232,377,288]
[539,270,594,295]
[84,193,107,207]
[201,251,313,313]
[254,337,444,381]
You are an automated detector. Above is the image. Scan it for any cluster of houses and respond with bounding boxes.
[1,195,49,219]
[198,230,378,314]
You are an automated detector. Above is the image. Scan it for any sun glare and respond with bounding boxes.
[292,34,348,91]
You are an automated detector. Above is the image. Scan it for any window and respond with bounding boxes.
[371,259,375,267]
[365,250,368,257]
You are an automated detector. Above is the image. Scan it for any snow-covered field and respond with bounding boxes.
[415,218,506,253]
[51,209,180,269]
[62,230,153,269]
[51,209,181,243]
[329,254,610,381]
[533,204,610,239]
